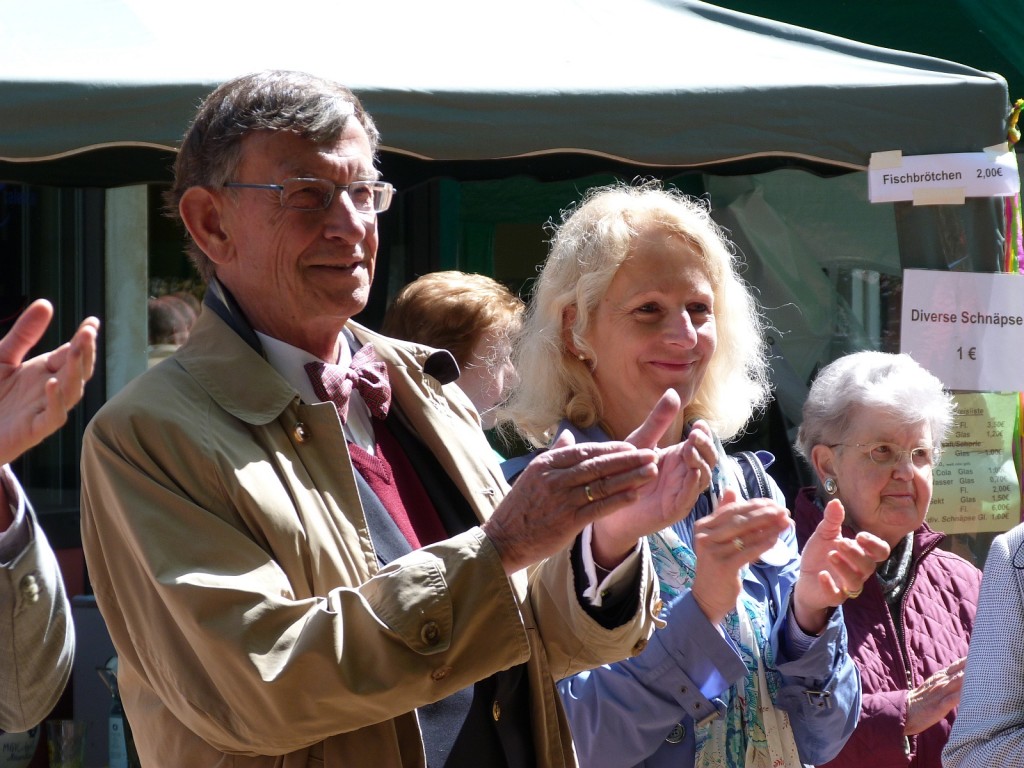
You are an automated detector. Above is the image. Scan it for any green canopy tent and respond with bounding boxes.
[0,0,1010,177]
[710,0,1023,108]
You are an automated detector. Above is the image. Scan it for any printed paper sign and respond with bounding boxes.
[929,393,1020,535]
[868,147,1019,204]
[900,269,1024,392]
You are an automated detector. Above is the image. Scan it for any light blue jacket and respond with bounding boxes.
[504,422,861,768]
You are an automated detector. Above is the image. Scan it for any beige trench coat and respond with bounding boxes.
[0,471,74,732]
[81,309,656,767]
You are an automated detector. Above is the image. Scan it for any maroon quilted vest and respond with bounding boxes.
[793,487,982,768]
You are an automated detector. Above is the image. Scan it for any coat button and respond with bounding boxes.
[20,573,40,604]
[293,423,311,443]
[492,701,501,721]
[665,723,686,744]
[420,621,441,646]
[430,665,453,682]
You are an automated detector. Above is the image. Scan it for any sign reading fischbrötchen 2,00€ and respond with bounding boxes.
[869,145,1019,205]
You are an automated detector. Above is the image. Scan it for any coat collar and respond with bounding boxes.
[185,281,438,428]
[182,282,508,521]
[176,305,294,426]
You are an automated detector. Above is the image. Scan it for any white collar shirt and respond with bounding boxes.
[257,331,377,455]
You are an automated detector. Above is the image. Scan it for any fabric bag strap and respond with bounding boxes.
[732,450,774,501]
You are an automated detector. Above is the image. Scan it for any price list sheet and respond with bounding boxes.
[930,392,1021,535]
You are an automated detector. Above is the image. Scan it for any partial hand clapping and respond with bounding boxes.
[0,299,100,467]
[792,497,890,633]
[905,656,966,736]
[483,430,660,576]
[690,487,791,625]
[591,390,717,568]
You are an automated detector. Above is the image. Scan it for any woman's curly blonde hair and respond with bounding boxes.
[502,182,771,448]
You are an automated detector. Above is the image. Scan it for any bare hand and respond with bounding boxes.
[905,657,966,735]
[0,299,100,467]
[691,488,791,625]
[793,497,890,633]
[483,430,659,575]
[591,391,717,568]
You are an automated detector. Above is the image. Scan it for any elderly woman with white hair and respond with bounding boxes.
[501,183,887,768]
[793,351,981,768]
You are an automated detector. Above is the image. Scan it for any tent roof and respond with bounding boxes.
[710,0,1024,110]
[0,0,1010,183]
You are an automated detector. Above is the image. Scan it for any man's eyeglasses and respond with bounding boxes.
[829,441,936,468]
[223,178,395,214]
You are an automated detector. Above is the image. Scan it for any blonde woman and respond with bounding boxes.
[503,183,888,768]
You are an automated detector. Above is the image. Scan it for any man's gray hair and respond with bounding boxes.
[165,70,381,282]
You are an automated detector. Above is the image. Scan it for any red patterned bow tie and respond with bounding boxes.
[305,344,392,422]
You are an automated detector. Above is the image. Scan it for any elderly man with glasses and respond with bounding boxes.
[78,70,716,767]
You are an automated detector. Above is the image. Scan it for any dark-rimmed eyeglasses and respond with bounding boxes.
[829,441,935,468]
[223,178,395,214]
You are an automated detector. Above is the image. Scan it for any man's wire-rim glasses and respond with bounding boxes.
[223,178,395,214]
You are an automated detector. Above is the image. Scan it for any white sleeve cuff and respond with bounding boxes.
[580,523,642,607]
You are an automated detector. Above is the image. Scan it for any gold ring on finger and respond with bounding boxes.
[584,484,595,504]
[732,536,744,552]
[843,587,863,599]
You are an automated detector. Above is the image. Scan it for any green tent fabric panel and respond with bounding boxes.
[707,169,898,422]
[453,173,708,294]
[459,224,495,275]
[957,0,1024,99]
[706,168,1005,428]
[0,0,1010,177]
[436,178,462,271]
[708,0,1023,102]
[457,174,622,294]
[893,199,1005,273]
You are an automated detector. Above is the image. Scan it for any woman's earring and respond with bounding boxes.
[578,354,586,362]
[824,477,838,496]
